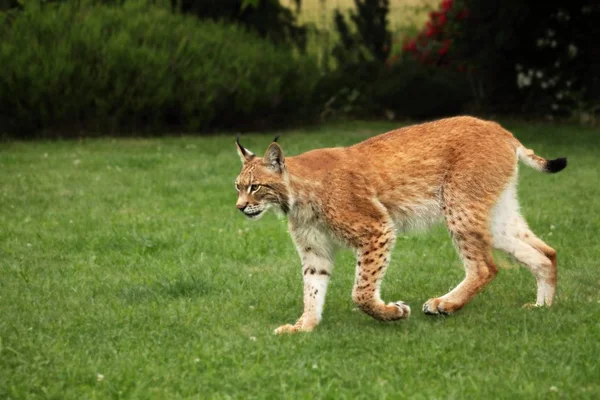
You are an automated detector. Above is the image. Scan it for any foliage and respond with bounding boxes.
[318,57,471,120]
[400,0,466,67]
[322,0,470,120]
[0,1,320,136]
[332,0,391,66]
[400,0,600,119]
[1,123,600,398]
[175,0,308,50]
[372,58,471,119]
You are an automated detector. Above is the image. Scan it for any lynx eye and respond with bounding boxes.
[250,184,261,193]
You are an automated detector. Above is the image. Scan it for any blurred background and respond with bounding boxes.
[0,0,598,137]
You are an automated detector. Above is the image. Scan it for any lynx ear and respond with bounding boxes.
[264,142,285,173]
[235,134,254,163]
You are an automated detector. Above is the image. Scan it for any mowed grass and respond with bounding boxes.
[1,121,599,399]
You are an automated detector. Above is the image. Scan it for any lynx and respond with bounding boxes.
[233,116,567,334]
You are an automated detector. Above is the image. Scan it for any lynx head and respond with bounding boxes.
[234,135,290,220]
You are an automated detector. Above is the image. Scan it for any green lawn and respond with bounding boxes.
[1,121,599,399]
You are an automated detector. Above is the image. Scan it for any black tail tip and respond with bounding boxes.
[545,157,567,173]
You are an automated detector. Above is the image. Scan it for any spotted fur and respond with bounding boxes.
[234,116,567,334]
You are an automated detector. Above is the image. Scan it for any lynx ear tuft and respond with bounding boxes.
[235,134,255,163]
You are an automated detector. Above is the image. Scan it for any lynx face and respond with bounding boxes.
[234,139,290,219]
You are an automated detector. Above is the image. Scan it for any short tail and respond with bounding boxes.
[517,146,567,173]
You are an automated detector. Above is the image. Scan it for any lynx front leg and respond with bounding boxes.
[352,231,411,321]
[274,244,333,334]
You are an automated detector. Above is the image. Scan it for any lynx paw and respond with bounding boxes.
[522,302,543,309]
[390,301,411,319]
[274,324,299,334]
[422,297,460,315]
[273,322,315,335]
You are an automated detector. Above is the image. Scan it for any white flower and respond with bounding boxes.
[568,44,578,58]
[536,71,544,78]
[556,92,563,100]
[551,104,559,110]
[541,82,549,89]
[194,358,200,363]
[517,73,532,88]
[97,374,105,382]
[249,336,257,341]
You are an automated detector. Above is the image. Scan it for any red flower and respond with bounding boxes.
[403,39,417,52]
[425,21,439,37]
[441,0,453,12]
[426,26,438,37]
[456,9,469,19]
[437,13,447,26]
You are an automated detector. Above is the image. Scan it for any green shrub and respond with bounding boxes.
[176,0,307,51]
[0,1,319,136]
[319,0,470,120]
[372,59,471,119]
[401,0,600,119]
[332,0,392,66]
[317,58,471,120]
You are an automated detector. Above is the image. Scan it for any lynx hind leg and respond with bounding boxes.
[352,224,411,321]
[423,153,518,316]
[491,180,557,306]
[424,203,498,315]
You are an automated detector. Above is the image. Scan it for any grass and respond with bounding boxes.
[1,120,599,399]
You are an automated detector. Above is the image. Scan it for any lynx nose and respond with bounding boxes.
[236,202,248,212]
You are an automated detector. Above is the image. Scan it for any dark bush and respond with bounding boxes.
[402,0,600,118]
[319,0,470,120]
[332,0,391,66]
[0,1,319,136]
[317,57,471,120]
[372,59,471,119]
[174,0,307,50]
